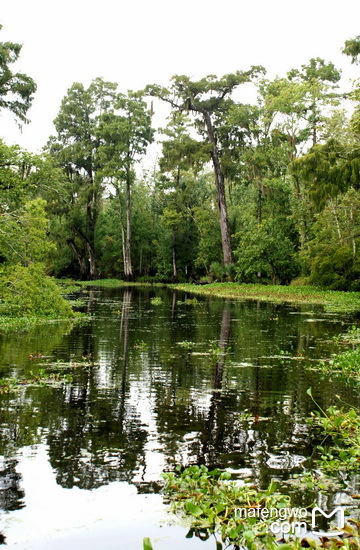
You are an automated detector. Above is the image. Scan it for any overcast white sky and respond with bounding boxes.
[1,0,359,154]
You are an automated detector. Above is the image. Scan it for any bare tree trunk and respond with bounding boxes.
[85,166,97,280]
[172,246,178,281]
[68,239,87,279]
[291,174,307,249]
[203,111,233,265]
[329,198,342,243]
[257,183,262,223]
[118,197,126,271]
[117,187,128,281]
[139,246,143,276]
[350,204,356,259]
[86,242,96,280]
[124,174,133,282]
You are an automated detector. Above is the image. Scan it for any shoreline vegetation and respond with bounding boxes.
[1,278,359,333]
[169,282,360,312]
[72,279,360,313]
[0,271,82,333]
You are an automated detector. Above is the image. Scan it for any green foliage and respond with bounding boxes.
[0,198,56,265]
[308,396,360,473]
[0,263,73,318]
[342,35,360,64]
[301,189,360,289]
[0,167,74,324]
[290,140,360,212]
[162,465,288,549]
[193,197,222,274]
[1,52,360,289]
[162,465,360,549]
[209,262,236,282]
[233,184,299,284]
[235,219,299,284]
[331,345,360,374]
[0,25,37,124]
[333,325,360,344]
[47,78,120,279]
[0,358,93,391]
[0,377,17,393]
[169,282,360,312]
[142,538,153,550]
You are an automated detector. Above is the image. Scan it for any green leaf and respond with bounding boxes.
[143,537,153,550]
[243,529,256,542]
[266,479,277,494]
[185,502,203,517]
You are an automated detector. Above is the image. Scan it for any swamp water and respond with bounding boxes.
[0,286,359,549]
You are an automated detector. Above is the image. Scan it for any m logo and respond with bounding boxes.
[311,507,345,536]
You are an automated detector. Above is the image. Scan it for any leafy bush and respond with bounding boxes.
[234,220,299,285]
[0,263,73,318]
[301,190,360,290]
[210,262,235,282]
[308,394,360,472]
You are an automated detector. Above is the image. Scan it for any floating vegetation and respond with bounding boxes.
[169,282,360,313]
[150,297,163,306]
[283,471,342,494]
[207,339,231,361]
[132,340,148,350]
[0,371,72,392]
[56,279,82,294]
[307,388,360,473]
[333,325,360,344]
[0,355,97,393]
[177,297,201,306]
[66,299,86,307]
[0,311,89,333]
[161,465,360,549]
[0,378,18,393]
[308,345,360,378]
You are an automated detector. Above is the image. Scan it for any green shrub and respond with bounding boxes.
[0,263,73,318]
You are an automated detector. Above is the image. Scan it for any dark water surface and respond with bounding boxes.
[0,286,359,549]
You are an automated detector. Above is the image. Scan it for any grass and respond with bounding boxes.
[168,282,360,313]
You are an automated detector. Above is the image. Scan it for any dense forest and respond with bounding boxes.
[1,27,360,317]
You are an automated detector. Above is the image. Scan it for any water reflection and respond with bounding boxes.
[0,286,359,547]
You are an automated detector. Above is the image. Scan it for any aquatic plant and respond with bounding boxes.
[169,282,360,313]
[161,465,360,549]
[142,538,153,550]
[307,388,360,472]
[150,297,163,306]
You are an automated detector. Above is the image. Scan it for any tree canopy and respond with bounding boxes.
[0,25,36,124]
[1,30,360,290]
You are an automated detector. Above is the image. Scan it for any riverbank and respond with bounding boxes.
[168,282,360,313]
[72,279,360,313]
